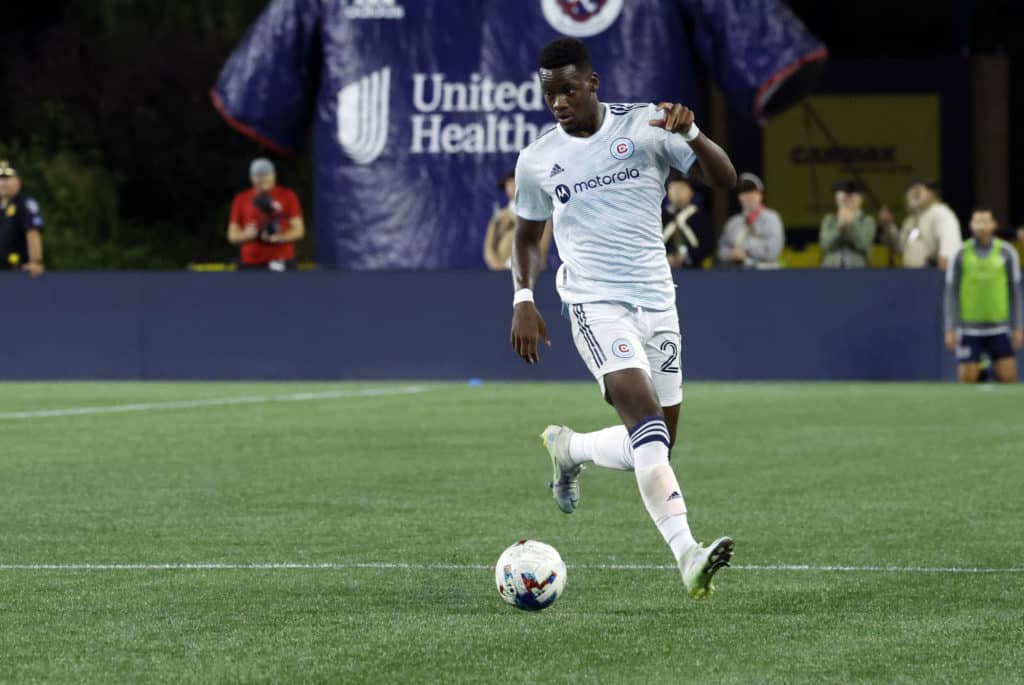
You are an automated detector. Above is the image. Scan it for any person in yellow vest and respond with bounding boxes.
[944,209,1023,383]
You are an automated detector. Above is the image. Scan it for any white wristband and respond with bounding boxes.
[513,288,534,307]
[682,121,700,142]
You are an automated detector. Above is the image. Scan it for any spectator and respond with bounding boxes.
[483,169,550,270]
[944,209,1022,383]
[662,172,712,269]
[0,161,44,276]
[819,180,876,268]
[718,173,783,269]
[227,158,304,271]
[878,178,961,270]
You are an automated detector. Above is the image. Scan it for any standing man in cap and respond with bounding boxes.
[227,158,304,271]
[819,180,876,268]
[0,161,45,276]
[717,172,784,269]
[878,178,961,270]
[662,172,712,269]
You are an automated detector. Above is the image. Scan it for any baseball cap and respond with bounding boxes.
[249,158,276,178]
[0,160,18,177]
[737,172,764,193]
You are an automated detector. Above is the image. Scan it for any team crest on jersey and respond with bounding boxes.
[555,184,571,204]
[611,338,634,359]
[541,0,624,37]
[610,137,634,160]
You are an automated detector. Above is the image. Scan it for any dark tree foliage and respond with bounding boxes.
[0,0,313,268]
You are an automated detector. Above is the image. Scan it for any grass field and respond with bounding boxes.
[0,381,1022,683]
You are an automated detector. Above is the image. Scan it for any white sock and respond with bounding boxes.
[630,416,697,560]
[567,426,633,470]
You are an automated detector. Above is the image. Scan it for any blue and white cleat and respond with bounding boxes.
[541,425,582,514]
[678,536,734,599]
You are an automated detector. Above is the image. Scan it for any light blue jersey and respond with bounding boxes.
[515,103,697,310]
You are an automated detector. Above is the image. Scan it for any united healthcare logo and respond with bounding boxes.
[337,68,391,165]
[541,0,623,37]
[337,68,553,164]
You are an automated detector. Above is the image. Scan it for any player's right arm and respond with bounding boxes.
[509,153,553,365]
[511,217,551,364]
[943,249,963,350]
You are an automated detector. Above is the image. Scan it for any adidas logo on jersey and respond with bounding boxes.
[550,164,565,177]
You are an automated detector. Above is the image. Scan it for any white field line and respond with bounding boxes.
[0,386,429,420]
[0,562,1021,574]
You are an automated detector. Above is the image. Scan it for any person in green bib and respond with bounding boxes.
[944,209,1023,382]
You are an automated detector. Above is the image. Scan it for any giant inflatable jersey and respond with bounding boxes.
[212,0,825,269]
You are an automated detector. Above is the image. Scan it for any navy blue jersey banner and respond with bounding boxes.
[212,0,825,269]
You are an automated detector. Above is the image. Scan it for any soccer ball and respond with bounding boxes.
[494,539,567,611]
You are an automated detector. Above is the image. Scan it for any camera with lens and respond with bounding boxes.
[253,192,278,242]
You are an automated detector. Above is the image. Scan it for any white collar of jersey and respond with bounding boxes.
[556,103,612,143]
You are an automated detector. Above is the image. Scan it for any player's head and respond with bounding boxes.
[0,161,20,199]
[833,179,864,210]
[970,208,997,242]
[249,158,277,192]
[666,174,693,208]
[736,172,764,212]
[537,37,600,134]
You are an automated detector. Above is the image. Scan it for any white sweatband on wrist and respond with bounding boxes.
[682,121,700,142]
[513,289,534,307]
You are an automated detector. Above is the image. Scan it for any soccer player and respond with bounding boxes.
[509,38,738,599]
[944,209,1023,383]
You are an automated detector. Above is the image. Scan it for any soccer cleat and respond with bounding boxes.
[678,536,734,599]
[541,425,582,514]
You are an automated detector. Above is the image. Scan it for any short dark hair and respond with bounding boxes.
[972,207,997,220]
[907,176,939,192]
[538,37,592,71]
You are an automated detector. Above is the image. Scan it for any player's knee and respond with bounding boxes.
[605,370,660,419]
[957,366,978,383]
[995,368,1017,383]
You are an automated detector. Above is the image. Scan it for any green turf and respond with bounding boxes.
[0,382,1021,683]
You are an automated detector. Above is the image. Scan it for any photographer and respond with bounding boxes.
[227,158,304,271]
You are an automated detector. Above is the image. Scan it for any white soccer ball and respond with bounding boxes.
[494,539,567,611]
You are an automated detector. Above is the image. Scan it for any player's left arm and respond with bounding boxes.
[24,230,44,277]
[650,103,736,189]
[269,191,305,243]
[22,198,44,276]
[1006,243,1023,349]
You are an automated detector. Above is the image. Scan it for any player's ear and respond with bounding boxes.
[589,71,599,95]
